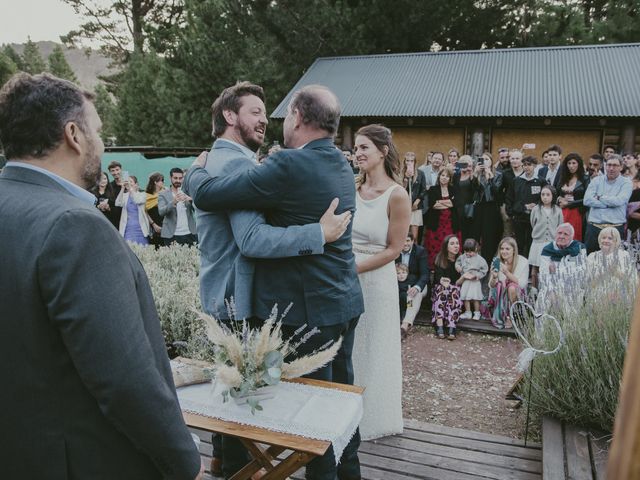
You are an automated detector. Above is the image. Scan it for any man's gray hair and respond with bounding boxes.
[557,222,575,237]
[289,85,341,137]
[606,154,622,165]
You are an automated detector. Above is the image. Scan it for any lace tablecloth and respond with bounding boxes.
[177,380,362,463]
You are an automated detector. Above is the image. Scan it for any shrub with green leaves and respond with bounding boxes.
[522,254,637,432]
[129,243,213,361]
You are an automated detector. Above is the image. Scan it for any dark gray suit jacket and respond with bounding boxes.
[0,166,200,479]
[185,137,364,327]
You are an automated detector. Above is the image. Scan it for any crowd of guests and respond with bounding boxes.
[90,161,197,248]
[360,144,640,337]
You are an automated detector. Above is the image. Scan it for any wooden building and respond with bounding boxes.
[272,43,640,163]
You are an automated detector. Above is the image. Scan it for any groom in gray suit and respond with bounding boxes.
[0,73,202,479]
[194,82,351,478]
[185,85,363,480]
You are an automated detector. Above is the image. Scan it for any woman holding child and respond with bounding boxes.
[351,124,411,440]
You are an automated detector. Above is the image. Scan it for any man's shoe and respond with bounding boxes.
[460,311,472,320]
[210,456,223,476]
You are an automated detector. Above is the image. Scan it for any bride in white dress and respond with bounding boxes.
[351,124,411,440]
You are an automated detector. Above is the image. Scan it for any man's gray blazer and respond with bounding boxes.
[158,188,197,238]
[189,139,324,320]
[0,166,200,479]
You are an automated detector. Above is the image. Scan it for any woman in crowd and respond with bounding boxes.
[145,172,165,248]
[454,155,475,242]
[626,170,640,246]
[529,185,564,289]
[351,124,411,440]
[556,153,589,241]
[402,152,427,241]
[115,175,150,245]
[587,227,631,269]
[424,166,459,268]
[471,152,503,265]
[483,237,529,329]
[432,234,463,339]
[92,171,114,224]
[448,148,460,171]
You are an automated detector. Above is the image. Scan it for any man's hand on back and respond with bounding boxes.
[320,197,352,243]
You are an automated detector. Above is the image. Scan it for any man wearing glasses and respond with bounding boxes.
[583,154,632,253]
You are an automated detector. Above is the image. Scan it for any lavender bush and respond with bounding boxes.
[129,243,213,360]
[522,251,638,432]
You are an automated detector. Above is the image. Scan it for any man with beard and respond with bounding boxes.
[158,167,198,246]
[0,73,203,479]
[191,81,351,479]
[185,84,363,480]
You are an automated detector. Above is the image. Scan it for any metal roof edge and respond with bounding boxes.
[312,42,640,62]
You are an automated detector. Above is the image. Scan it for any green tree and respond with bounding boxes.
[2,45,24,71]
[94,83,117,143]
[48,45,77,82]
[0,51,18,86]
[21,38,47,74]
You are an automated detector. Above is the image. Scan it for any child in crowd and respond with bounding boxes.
[396,263,410,319]
[456,239,488,320]
[528,185,564,289]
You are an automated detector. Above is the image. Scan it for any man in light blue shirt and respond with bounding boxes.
[583,154,632,253]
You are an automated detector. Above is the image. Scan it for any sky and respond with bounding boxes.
[0,0,86,45]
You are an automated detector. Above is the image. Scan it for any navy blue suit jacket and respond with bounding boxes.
[186,138,364,327]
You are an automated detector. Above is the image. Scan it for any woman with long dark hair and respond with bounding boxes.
[145,172,165,248]
[92,171,115,225]
[424,166,460,268]
[352,124,411,440]
[471,152,503,265]
[556,153,589,242]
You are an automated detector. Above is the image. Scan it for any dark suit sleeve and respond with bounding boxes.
[185,153,289,211]
[38,210,200,480]
[505,180,515,217]
[415,246,429,291]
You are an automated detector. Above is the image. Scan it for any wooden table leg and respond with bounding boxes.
[261,451,315,480]
[230,441,286,479]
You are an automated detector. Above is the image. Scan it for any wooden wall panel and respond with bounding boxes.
[391,127,465,164]
[491,129,602,163]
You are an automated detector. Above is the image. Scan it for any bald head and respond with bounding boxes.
[289,84,341,136]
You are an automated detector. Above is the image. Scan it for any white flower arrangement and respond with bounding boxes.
[201,304,342,413]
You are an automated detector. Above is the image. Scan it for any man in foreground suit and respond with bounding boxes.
[185,85,363,480]
[197,81,351,478]
[0,73,202,479]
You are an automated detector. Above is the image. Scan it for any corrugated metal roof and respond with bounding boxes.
[271,43,640,118]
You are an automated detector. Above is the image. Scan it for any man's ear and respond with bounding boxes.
[293,108,303,129]
[222,109,237,126]
[63,122,82,155]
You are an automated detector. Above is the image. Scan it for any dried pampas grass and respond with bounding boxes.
[281,337,343,379]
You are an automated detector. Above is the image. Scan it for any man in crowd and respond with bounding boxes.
[185,84,363,480]
[588,153,604,178]
[537,144,562,188]
[506,155,546,257]
[583,154,632,253]
[396,233,428,339]
[539,223,587,276]
[107,160,123,228]
[500,148,525,236]
[603,145,616,160]
[192,81,350,478]
[496,147,511,172]
[158,167,198,246]
[0,73,203,479]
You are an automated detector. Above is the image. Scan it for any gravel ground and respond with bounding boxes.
[401,325,537,440]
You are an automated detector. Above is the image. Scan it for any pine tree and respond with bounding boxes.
[21,38,46,74]
[0,51,18,86]
[48,45,77,82]
[94,83,117,144]
[2,45,23,71]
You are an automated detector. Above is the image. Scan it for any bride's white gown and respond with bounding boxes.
[352,184,404,440]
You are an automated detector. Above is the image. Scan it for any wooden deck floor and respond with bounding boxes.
[192,418,542,480]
